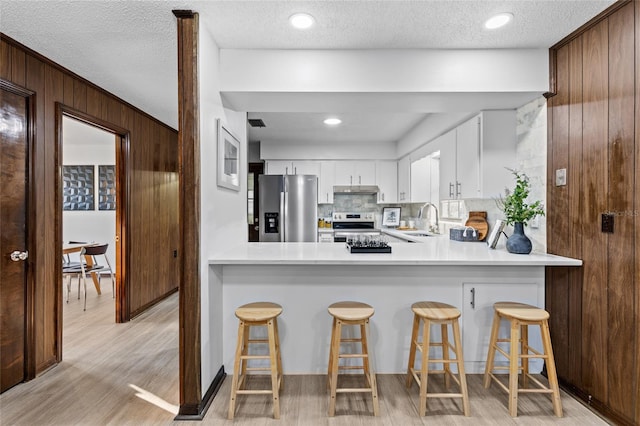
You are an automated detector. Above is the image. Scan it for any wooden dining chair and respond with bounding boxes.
[63,243,115,310]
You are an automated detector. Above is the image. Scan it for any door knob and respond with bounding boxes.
[10,250,28,261]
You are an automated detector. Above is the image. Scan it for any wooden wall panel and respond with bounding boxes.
[606,4,635,420]
[566,36,583,388]
[634,2,640,424]
[0,41,10,79]
[0,34,178,375]
[581,17,609,403]
[547,2,638,423]
[546,43,571,377]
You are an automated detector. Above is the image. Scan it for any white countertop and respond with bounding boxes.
[209,240,582,267]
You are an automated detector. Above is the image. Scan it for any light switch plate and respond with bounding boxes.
[555,168,567,186]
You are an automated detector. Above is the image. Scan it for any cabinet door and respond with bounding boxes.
[334,161,354,185]
[410,156,431,203]
[292,160,320,176]
[397,156,411,202]
[354,161,376,185]
[375,161,397,204]
[455,116,480,198]
[462,283,541,373]
[438,129,457,200]
[319,161,335,204]
[266,160,292,175]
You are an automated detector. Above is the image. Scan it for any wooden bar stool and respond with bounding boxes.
[483,301,562,417]
[228,302,283,420]
[406,301,470,416]
[327,301,379,416]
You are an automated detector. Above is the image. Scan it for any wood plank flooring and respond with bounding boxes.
[0,290,612,425]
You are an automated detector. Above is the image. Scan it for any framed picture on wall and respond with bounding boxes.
[217,119,240,191]
[62,165,95,211]
[98,165,116,210]
[382,207,401,227]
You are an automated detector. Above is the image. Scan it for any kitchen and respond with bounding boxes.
[2,1,636,424]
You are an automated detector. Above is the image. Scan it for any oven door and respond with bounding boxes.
[334,230,381,243]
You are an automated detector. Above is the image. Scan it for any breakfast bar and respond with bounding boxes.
[209,240,581,375]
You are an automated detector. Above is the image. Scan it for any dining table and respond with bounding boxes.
[62,242,102,294]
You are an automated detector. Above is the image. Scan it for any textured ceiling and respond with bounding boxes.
[1,0,616,144]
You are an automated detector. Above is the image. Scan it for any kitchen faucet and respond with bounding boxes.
[418,202,439,234]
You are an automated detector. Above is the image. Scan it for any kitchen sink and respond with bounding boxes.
[399,230,432,237]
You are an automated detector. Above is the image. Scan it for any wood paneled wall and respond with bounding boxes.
[0,34,179,375]
[546,2,639,425]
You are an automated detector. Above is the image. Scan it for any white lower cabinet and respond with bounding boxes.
[462,282,541,373]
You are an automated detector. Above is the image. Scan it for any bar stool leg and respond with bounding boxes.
[267,318,280,419]
[541,320,563,417]
[452,320,471,416]
[328,319,342,416]
[362,318,379,416]
[361,322,371,380]
[441,323,451,389]
[520,324,529,388]
[508,319,520,417]
[419,318,431,417]
[274,317,283,391]
[406,313,420,388]
[483,310,501,388]
[327,317,337,390]
[228,320,246,420]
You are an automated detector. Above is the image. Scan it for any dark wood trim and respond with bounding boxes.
[543,49,557,98]
[0,33,176,133]
[172,10,196,18]
[174,10,202,416]
[174,366,226,421]
[0,79,38,381]
[56,103,131,324]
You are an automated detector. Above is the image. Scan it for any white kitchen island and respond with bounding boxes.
[209,240,581,375]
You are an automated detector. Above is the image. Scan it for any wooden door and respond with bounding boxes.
[0,83,31,392]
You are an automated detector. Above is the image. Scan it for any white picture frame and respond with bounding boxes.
[487,219,506,249]
[382,207,401,227]
[217,119,240,191]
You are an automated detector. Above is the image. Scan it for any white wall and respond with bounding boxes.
[260,140,395,160]
[62,116,116,268]
[220,49,549,93]
[199,23,248,396]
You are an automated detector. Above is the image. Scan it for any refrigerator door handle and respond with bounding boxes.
[280,190,286,242]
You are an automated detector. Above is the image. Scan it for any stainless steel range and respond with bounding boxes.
[332,212,380,243]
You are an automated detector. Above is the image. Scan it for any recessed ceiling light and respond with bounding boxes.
[289,13,315,30]
[485,13,513,30]
[323,118,341,126]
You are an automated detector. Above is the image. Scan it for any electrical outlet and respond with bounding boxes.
[530,216,540,229]
[555,168,567,186]
[601,214,614,233]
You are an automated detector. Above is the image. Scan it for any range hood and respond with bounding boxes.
[333,185,379,194]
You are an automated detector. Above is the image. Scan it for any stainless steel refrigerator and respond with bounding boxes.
[259,174,318,242]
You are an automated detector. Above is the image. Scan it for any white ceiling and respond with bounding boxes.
[1,1,616,146]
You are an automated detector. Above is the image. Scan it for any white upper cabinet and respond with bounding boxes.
[318,161,335,204]
[439,110,516,200]
[375,161,397,204]
[265,160,320,176]
[397,155,411,202]
[334,161,376,186]
[455,116,481,199]
[410,156,431,203]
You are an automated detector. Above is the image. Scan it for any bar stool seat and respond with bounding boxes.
[327,301,379,416]
[406,301,470,417]
[483,301,562,417]
[228,302,283,420]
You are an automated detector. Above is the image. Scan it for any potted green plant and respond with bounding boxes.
[497,169,545,254]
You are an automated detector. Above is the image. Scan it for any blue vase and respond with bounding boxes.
[506,222,532,254]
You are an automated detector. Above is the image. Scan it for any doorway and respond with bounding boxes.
[57,107,129,326]
[0,80,35,392]
[61,116,117,313]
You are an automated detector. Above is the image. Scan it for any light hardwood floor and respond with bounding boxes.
[0,288,611,425]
